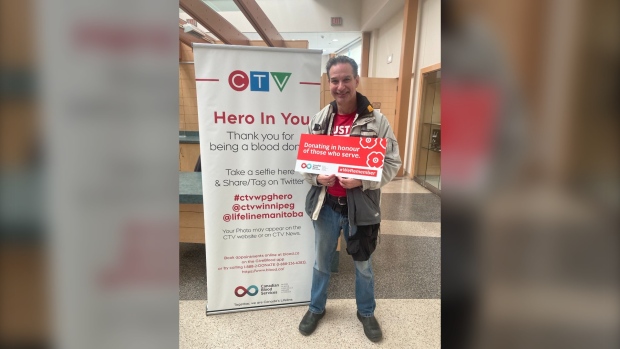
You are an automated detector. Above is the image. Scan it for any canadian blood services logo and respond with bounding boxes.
[235,285,259,297]
[228,70,292,92]
[300,163,314,169]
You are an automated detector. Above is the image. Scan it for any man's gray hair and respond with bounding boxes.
[326,56,359,78]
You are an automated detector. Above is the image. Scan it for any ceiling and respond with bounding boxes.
[179,1,363,54]
[241,31,363,54]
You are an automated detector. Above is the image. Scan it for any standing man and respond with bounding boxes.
[299,56,402,342]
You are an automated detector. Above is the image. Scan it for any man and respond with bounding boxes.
[299,56,402,342]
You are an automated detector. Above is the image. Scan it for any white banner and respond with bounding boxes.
[193,44,322,314]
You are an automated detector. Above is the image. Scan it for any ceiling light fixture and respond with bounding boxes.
[183,23,207,38]
[182,23,214,44]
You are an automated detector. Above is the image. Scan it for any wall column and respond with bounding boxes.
[394,0,419,176]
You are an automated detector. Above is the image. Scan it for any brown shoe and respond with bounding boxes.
[357,311,383,342]
[299,310,325,336]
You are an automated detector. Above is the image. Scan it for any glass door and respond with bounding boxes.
[414,69,441,195]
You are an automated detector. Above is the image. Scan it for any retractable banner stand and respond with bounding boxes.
[193,44,322,315]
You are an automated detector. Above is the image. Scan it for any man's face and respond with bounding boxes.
[328,63,359,108]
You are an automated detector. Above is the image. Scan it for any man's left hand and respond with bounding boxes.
[337,176,362,190]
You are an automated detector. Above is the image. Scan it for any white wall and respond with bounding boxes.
[321,40,362,75]
[372,11,404,78]
[347,41,362,67]
[361,0,405,31]
[413,0,441,70]
[362,0,388,25]
[405,0,441,175]
[338,40,362,73]
[321,54,330,75]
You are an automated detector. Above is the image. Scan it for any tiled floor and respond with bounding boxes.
[179,178,441,348]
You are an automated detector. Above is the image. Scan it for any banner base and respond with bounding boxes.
[206,301,309,316]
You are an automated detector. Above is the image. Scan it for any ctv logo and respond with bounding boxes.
[228,70,292,92]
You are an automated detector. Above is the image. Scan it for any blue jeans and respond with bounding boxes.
[309,205,376,317]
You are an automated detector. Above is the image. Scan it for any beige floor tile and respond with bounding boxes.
[380,220,441,238]
[382,178,430,194]
[180,299,440,349]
